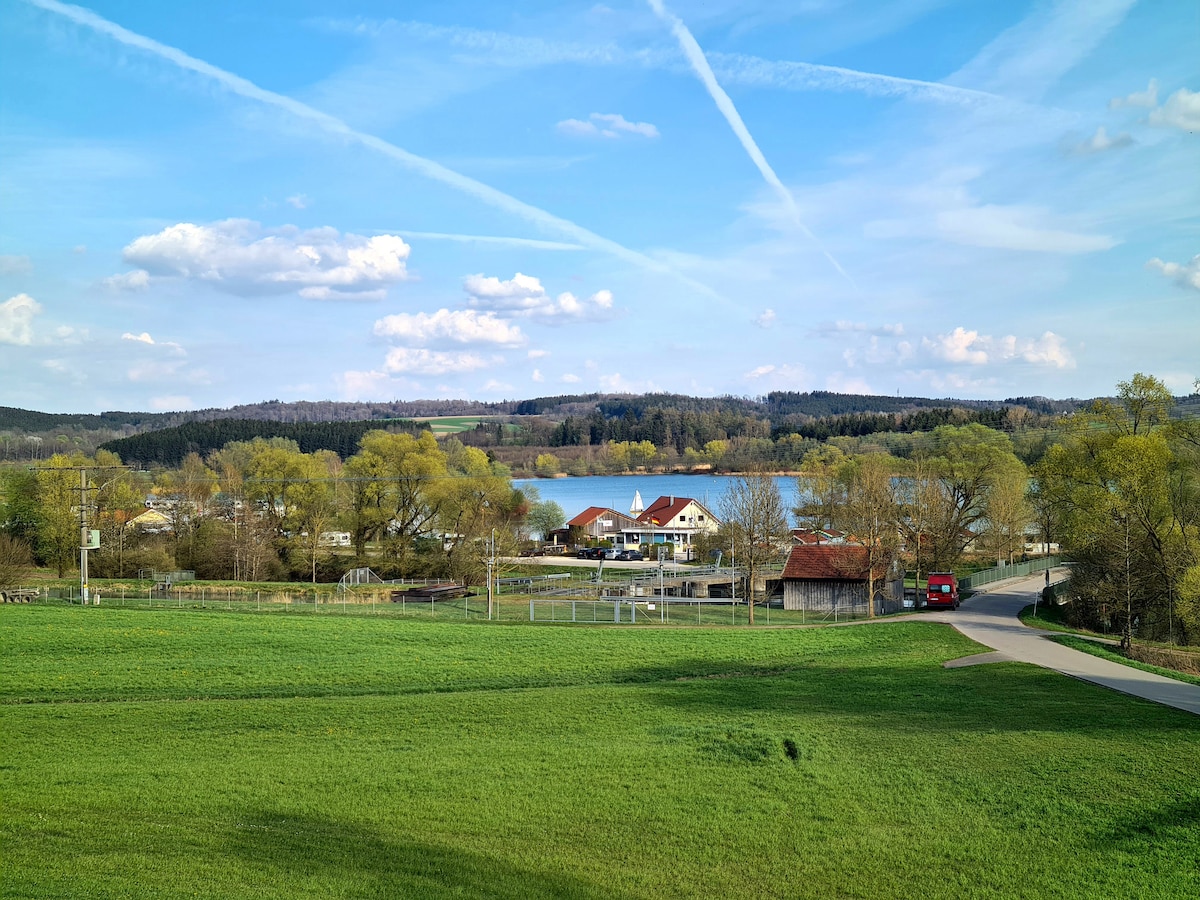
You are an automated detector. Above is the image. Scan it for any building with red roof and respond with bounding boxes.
[781,544,903,616]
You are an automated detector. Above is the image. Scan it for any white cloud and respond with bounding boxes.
[0,255,33,276]
[598,372,660,393]
[103,269,151,291]
[464,272,547,306]
[527,349,550,359]
[336,369,417,400]
[121,220,411,299]
[286,193,310,209]
[149,395,191,411]
[744,363,807,386]
[561,373,580,383]
[121,331,185,354]
[463,272,615,321]
[1109,78,1158,109]
[934,205,1117,254]
[1147,254,1200,292]
[824,372,875,394]
[947,0,1136,102]
[556,112,659,139]
[922,327,1075,369]
[755,308,776,328]
[373,309,524,345]
[1005,332,1076,369]
[382,347,492,375]
[1070,126,1133,155]
[1148,88,1200,133]
[531,369,544,382]
[0,293,41,345]
[72,245,87,254]
[923,327,990,365]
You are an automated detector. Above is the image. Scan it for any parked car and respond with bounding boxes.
[926,572,960,609]
[577,547,605,559]
[617,549,644,561]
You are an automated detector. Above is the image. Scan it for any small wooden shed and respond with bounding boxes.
[782,544,904,616]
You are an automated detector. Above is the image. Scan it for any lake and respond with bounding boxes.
[512,473,805,524]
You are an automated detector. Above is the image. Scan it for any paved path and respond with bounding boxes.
[927,570,1200,716]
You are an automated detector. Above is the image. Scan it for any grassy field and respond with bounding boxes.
[414,416,487,435]
[2,606,1198,899]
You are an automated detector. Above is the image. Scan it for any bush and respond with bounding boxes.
[0,533,33,586]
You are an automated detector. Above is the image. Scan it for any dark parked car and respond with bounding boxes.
[577,547,605,559]
[617,549,644,561]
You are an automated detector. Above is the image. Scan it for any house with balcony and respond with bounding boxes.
[567,507,642,547]
[620,495,720,561]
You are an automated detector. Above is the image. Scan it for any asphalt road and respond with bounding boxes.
[930,570,1200,717]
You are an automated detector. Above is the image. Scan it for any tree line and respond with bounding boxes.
[0,432,564,588]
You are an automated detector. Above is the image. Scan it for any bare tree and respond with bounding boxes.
[832,453,901,619]
[0,534,33,587]
[720,471,790,624]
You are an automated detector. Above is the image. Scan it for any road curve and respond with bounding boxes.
[928,571,1200,717]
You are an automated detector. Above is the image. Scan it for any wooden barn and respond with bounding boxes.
[781,544,904,617]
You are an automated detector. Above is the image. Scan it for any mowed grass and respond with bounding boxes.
[2,607,1198,899]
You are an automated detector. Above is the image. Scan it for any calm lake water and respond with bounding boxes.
[512,474,804,524]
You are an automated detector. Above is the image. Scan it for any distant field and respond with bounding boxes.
[414,415,487,434]
[2,606,1198,899]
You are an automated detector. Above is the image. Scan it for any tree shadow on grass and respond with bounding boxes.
[222,808,636,900]
[1092,795,1200,853]
[618,657,1200,737]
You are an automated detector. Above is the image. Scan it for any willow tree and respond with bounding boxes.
[345,430,447,565]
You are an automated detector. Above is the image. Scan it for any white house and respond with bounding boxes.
[620,495,720,561]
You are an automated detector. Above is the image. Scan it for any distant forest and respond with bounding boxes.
[1,390,1085,434]
[8,389,1183,467]
[99,419,423,467]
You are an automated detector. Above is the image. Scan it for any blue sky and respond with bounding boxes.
[1,0,1196,414]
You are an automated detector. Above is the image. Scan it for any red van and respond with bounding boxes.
[926,573,959,609]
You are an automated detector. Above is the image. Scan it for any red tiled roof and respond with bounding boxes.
[637,496,714,527]
[567,506,616,527]
[782,544,875,581]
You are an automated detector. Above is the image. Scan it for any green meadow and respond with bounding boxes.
[2,606,1197,899]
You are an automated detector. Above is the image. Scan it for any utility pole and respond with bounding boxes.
[486,527,495,620]
[33,464,130,606]
[79,468,91,604]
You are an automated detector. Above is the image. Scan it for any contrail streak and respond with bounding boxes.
[25,0,719,298]
[647,0,854,286]
[394,232,584,251]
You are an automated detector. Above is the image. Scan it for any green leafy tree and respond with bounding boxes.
[36,454,89,577]
[527,500,566,543]
[345,430,448,565]
[534,453,561,477]
[1035,374,1199,644]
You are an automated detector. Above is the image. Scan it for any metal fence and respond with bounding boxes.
[959,556,1061,590]
[527,596,869,626]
